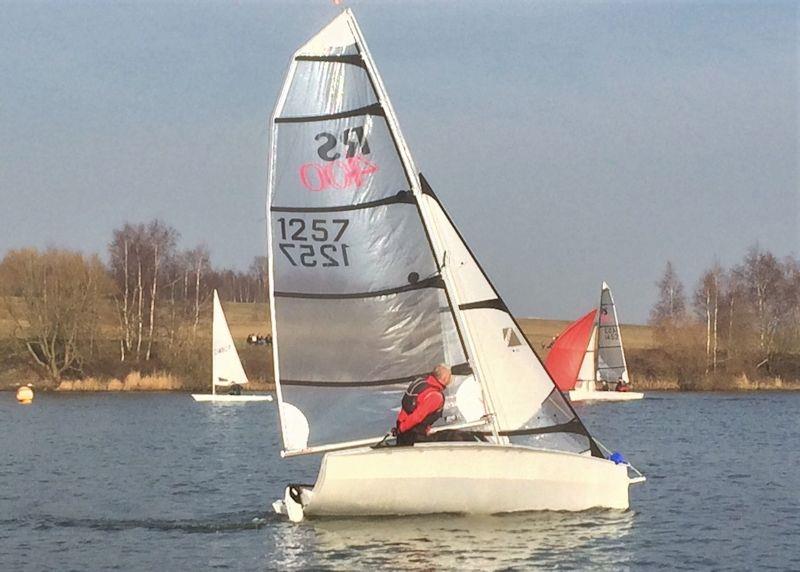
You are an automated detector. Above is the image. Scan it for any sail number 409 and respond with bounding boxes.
[276,218,351,267]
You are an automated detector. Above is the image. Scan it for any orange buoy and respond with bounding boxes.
[16,385,34,404]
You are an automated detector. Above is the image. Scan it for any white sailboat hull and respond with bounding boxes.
[191,394,273,403]
[568,390,644,402]
[277,443,633,520]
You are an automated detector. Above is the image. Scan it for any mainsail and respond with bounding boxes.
[596,282,629,383]
[212,290,249,387]
[267,10,600,457]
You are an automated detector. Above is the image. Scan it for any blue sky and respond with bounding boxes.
[0,1,797,322]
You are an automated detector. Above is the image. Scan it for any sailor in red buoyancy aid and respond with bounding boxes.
[395,364,452,446]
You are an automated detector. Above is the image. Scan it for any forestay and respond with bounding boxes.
[267,10,601,457]
[596,282,629,383]
[212,290,249,387]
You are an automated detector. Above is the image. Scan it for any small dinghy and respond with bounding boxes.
[266,10,643,522]
[191,290,272,403]
[546,283,644,402]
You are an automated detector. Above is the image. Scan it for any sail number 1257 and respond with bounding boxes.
[276,218,351,267]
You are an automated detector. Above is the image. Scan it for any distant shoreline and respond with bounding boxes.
[0,371,276,393]
[4,381,798,394]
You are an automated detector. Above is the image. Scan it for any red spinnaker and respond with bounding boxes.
[545,310,597,391]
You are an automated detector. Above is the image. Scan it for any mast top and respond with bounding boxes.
[297,10,357,56]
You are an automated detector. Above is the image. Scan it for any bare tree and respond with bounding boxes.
[0,248,111,382]
[736,246,788,361]
[249,255,269,303]
[185,246,210,334]
[651,261,687,326]
[694,264,723,372]
[108,220,178,361]
[144,220,178,360]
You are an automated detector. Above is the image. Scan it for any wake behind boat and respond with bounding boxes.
[266,10,643,522]
[546,283,644,402]
[191,290,272,403]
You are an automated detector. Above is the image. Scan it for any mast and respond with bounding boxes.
[347,12,502,440]
[594,285,602,381]
[212,290,217,395]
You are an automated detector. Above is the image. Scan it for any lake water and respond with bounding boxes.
[1,392,798,570]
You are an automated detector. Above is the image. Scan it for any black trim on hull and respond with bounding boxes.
[275,102,383,124]
[274,275,444,300]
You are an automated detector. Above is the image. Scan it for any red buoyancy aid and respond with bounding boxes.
[396,375,445,436]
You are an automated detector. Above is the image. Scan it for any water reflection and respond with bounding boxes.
[271,510,635,570]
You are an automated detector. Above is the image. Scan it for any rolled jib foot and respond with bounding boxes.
[16,385,34,404]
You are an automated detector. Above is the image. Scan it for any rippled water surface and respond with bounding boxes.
[2,392,798,570]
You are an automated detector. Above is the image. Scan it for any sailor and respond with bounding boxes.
[394,364,452,446]
[228,383,243,396]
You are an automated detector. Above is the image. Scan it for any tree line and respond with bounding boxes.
[649,245,800,384]
[0,219,268,383]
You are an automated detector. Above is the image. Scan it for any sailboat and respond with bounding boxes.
[546,283,644,402]
[267,10,644,522]
[191,290,273,403]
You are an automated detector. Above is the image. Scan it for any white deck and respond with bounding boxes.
[191,394,273,403]
[276,443,636,521]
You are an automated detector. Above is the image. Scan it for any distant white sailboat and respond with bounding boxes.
[266,10,643,522]
[191,290,273,403]
[546,282,644,402]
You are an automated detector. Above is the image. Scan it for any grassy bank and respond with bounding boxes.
[1,301,797,392]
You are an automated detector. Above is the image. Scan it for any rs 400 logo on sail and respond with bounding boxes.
[299,126,378,191]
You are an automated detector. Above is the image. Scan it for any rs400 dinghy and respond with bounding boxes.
[266,10,644,521]
[546,283,644,402]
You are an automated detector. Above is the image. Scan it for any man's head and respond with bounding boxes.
[433,364,452,386]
